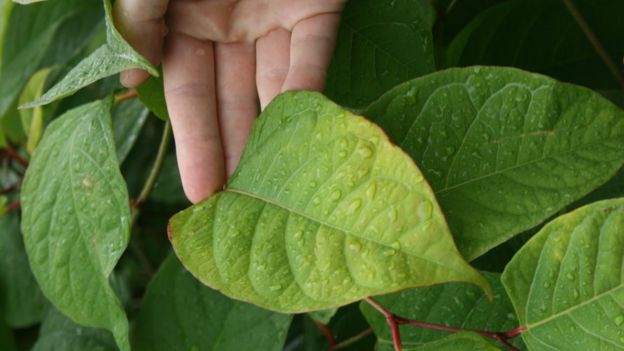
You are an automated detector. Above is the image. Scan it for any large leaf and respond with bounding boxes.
[0,212,47,327]
[502,198,624,351]
[364,66,624,260]
[169,91,489,313]
[22,0,156,108]
[32,309,117,351]
[0,0,99,118]
[446,0,624,90]
[324,0,435,109]
[133,254,292,351]
[361,272,524,350]
[21,99,131,351]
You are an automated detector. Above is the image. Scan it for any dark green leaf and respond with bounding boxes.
[502,198,624,351]
[361,272,524,350]
[325,0,435,109]
[111,99,149,164]
[136,69,168,121]
[133,254,292,351]
[365,66,624,260]
[0,212,47,327]
[21,99,131,351]
[446,0,624,90]
[416,332,500,351]
[169,91,489,313]
[32,309,117,351]
[0,318,17,351]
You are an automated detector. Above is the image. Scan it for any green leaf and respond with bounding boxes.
[21,0,157,108]
[0,0,98,119]
[0,0,13,69]
[12,0,46,4]
[416,332,501,351]
[169,91,489,313]
[502,198,624,351]
[446,0,624,90]
[361,272,523,350]
[21,99,131,351]
[0,212,47,327]
[136,68,169,121]
[0,319,17,351]
[32,309,117,351]
[111,99,149,164]
[133,253,292,351]
[309,308,338,325]
[18,67,52,154]
[364,66,624,260]
[325,0,435,109]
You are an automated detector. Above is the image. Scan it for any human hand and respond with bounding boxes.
[114,0,346,203]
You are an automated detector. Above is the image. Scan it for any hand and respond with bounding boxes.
[114,0,346,203]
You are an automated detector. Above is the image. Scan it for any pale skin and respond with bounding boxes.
[114,0,346,203]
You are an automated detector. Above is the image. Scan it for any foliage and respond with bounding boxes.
[1,0,623,350]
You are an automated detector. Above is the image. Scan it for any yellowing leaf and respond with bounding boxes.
[169,91,490,313]
[18,67,51,154]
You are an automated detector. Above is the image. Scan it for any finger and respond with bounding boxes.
[163,32,224,204]
[114,0,169,87]
[256,28,291,109]
[215,42,258,176]
[281,13,341,93]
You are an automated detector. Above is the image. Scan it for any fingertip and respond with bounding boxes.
[120,69,150,88]
[183,178,224,204]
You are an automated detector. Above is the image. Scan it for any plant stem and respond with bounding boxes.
[5,199,20,213]
[2,146,28,169]
[0,183,17,195]
[334,328,373,350]
[114,90,138,104]
[364,297,525,351]
[313,320,337,350]
[131,120,172,225]
[561,0,624,89]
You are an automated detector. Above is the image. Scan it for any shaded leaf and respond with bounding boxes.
[32,309,117,351]
[133,254,292,351]
[361,272,524,350]
[502,198,624,351]
[0,212,47,327]
[325,0,435,109]
[415,332,500,351]
[446,0,624,90]
[22,0,156,108]
[111,99,149,164]
[169,91,489,313]
[136,69,168,121]
[364,66,624,260]
[0,318,16,351]
[309,308,337,325]
[21,99,131,351]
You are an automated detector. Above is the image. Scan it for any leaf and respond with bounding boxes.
[12,0,46,4]
[361,272,524,350]
[309,308,338,325]
[446,0,624,90]
[364,66,624,260]
[169,91,490,313]
[0,0,98,119]
[0,319,17,351]
[415,332,501,351]
[133,254,292,351]
[325,0,435,109]
[0,0,13,68]
[18,67,52,154]
[136,68,169,121]
[0,212,48,327]
[111,99,149,164]
[32,309,117,351]
[21,99,131,351]
[21,0,157,108]
[502,198,624,351]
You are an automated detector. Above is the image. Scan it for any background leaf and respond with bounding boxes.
[21,99,131,351]
[325,0,435,109]
[446,0,624,90]
[18,67,52,154]
[361,272,524,350]
[133,254,292,351]
[22,0,156,108]
[111,99,149,164]
[169,91,488,313]
[416,332,501,351]
[32,309,117,351]
[136,70,168,121]
[502,198,624,351]
[364,66,624,260]
[0,212,47,327]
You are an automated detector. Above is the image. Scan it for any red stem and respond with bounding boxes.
[2,146,28,169]
[5,199,20,213]
[364,297,525,351]
[313,320,337,350]
[0,183,17,195]
[114,90,138,104]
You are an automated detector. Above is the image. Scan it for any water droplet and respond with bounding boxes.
[349,242,361,252]
[615,315,624,326]
[383,248,396,256]
[357,144,373,158]
[338,151,347,158]
[390,241,401,250]
[330,189,342,201]
[312,197,321,206]
[293,231,303,239]
[269,284,282,291]
[566,273,575,280]
[543,282,550,288]
[347,199,362,214]
[366,182,377,199]
[418,201,432,220]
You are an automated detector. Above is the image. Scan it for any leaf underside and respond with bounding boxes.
[169,91,489,313]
